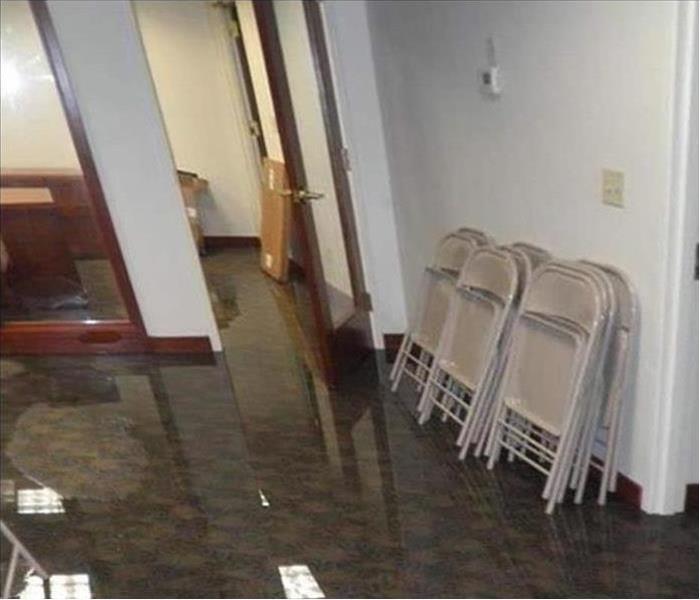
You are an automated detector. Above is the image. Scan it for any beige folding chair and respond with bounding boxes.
[560,263,617,505]
[389,231,488,392]
[457,227,495,247]
[486,261,611,513]
[469,246,534,458]
[511,241,551,271]
[1,520,49,599]
[416,247,519,452]
[579,261,637,505]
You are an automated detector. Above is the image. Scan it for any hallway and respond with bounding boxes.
[0,248,697,598]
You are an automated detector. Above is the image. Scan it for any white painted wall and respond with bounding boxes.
[0,0,78,169]
[236,0,284,163]
[366,0,696,512]
[134,0,261,236]
[45,0,221,350]
[322,0,407,346]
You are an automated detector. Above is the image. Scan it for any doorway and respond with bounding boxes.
[135,0,372,385]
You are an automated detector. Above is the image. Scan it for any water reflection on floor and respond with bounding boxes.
[0,249,697,598]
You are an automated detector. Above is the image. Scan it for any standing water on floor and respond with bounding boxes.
[0,248,697,598]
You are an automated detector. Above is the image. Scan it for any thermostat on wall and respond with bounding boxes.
[480,66,502,97]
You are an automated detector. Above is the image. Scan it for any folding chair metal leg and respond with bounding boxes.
[3,545,19,600]
[390,338,413,392]
[1,520,49,600]
[389,334,409,381]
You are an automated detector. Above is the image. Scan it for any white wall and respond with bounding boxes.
[366,0,696,512]
[45,0,221,350]
[236,0,284,163]
[0,0,78,169]
[135,0,261,237]
[322,0,407,346]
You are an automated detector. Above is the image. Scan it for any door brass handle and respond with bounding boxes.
[280,189,325,204]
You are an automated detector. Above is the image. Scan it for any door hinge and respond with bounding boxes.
[359,292,372,312]
[227,18,240,38]
[249,120,261,138]
[340,147,351,172]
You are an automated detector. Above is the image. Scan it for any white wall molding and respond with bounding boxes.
[648,0,698,514]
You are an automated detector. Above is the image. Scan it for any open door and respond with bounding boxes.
[252,0,372,385]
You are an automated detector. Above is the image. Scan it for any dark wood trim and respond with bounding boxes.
[1,321,146,355]
[583,463,642,509]
[254,0,336,383]
[304,0,374,375]
[147,336,213,354]
[304,0,368,305]
[614,473,643,509]
[204,235,261,250]
[383,333,404,363]
[230,2,267,160]
[1,2,149,356]
[685,483,698,512]
[253,0,376,385]
[288,258,305,280]
[1,321,212,355]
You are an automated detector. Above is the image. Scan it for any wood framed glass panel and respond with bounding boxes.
[0,0,147,354]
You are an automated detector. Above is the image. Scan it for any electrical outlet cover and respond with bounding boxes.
[602,169,625,208]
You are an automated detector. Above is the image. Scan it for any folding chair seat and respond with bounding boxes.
[416,247,519,451]
[389,232,485,392]
[578,261,637,505]
[485,261,612,513]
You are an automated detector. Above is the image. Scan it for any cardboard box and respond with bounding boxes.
[259,158,292,282]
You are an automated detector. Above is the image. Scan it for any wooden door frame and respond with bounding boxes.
[1,1,210,355]
[253,0,372,384]
[229,1,267,160]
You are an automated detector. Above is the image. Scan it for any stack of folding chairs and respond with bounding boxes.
[389,229,492,392]
[389,228,637,514]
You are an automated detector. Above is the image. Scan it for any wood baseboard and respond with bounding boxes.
[147,336,212,354]
[1,321,146,355]
[1,322,213,356]
[383,333,403,363]
[204,236,260,250]
[614,473,643,509]
[685,483,698,512]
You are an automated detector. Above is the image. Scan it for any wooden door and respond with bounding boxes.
[252,0,372,385]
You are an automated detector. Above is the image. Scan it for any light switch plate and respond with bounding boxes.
[602,169,624,208]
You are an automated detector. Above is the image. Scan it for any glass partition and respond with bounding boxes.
[0,0,127,323]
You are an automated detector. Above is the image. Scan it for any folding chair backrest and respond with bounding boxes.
[432,234,479,276]
[456,227,494,247]
[412,269,455,354]
[525,264,603,335]
[582,263,636,333]
[502,262,606,435]
[437,248,518,391]
[580,261,637,427]
[500,246,532,301]
[511,242,551,271]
